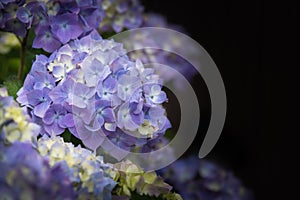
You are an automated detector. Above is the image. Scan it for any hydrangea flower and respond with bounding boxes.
[98,0,144,33]
[159,156,254,200]
[0,142,75,199]
[0,87,40,144]
[37,135,116,199]
[17,31,171,153]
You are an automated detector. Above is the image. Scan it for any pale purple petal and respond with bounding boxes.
[45,122,65,135]
[43,109,55,125]
[34,101,50,118]
[60,113,75,128]
[102,107,115,123]
[33,30,61,52]
[78,127,105,151]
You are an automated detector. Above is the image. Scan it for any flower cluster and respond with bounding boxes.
[17,31,171,152]
[0,0,104,52]
[0,141,75,199]
[107,160,182,200]
[159,156,253,200]
[99,0,144,33]
[0,87,39,144]
[37,135,116,199]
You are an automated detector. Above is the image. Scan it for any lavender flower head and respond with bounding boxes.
[0,87,40,144]
[0,141,75,199]
[159,156,253,200]
[17,31,171,153]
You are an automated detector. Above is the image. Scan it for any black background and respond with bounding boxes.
[142,0,297,199]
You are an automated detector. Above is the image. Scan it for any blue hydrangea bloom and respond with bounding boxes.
[18,31,171,155]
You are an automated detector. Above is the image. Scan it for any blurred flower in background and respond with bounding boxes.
[0,87,39,144]
[159,156,253,200]
[119,13,199,89]
[37,135,116,199]
[99,0,144,33]
[0,32,19,54]
[0,141,76,199]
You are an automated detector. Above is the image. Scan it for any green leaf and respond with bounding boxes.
[1,77,22,99]
[60,130,85,147]
[0,48,20,82]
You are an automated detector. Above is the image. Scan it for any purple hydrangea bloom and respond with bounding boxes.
[0,142,75,199]
[1,0,104,52]
[31,0,104,52]
[159,156,254,200]
[18,31,171,155]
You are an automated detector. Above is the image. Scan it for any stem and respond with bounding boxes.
[18,31,29,80]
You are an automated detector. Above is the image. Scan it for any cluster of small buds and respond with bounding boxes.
[37,135,116,199]
[99,0,144,33]
[0,87,40,144]
[17,31,171,153]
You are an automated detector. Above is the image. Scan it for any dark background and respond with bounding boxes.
[142,0,297,199]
